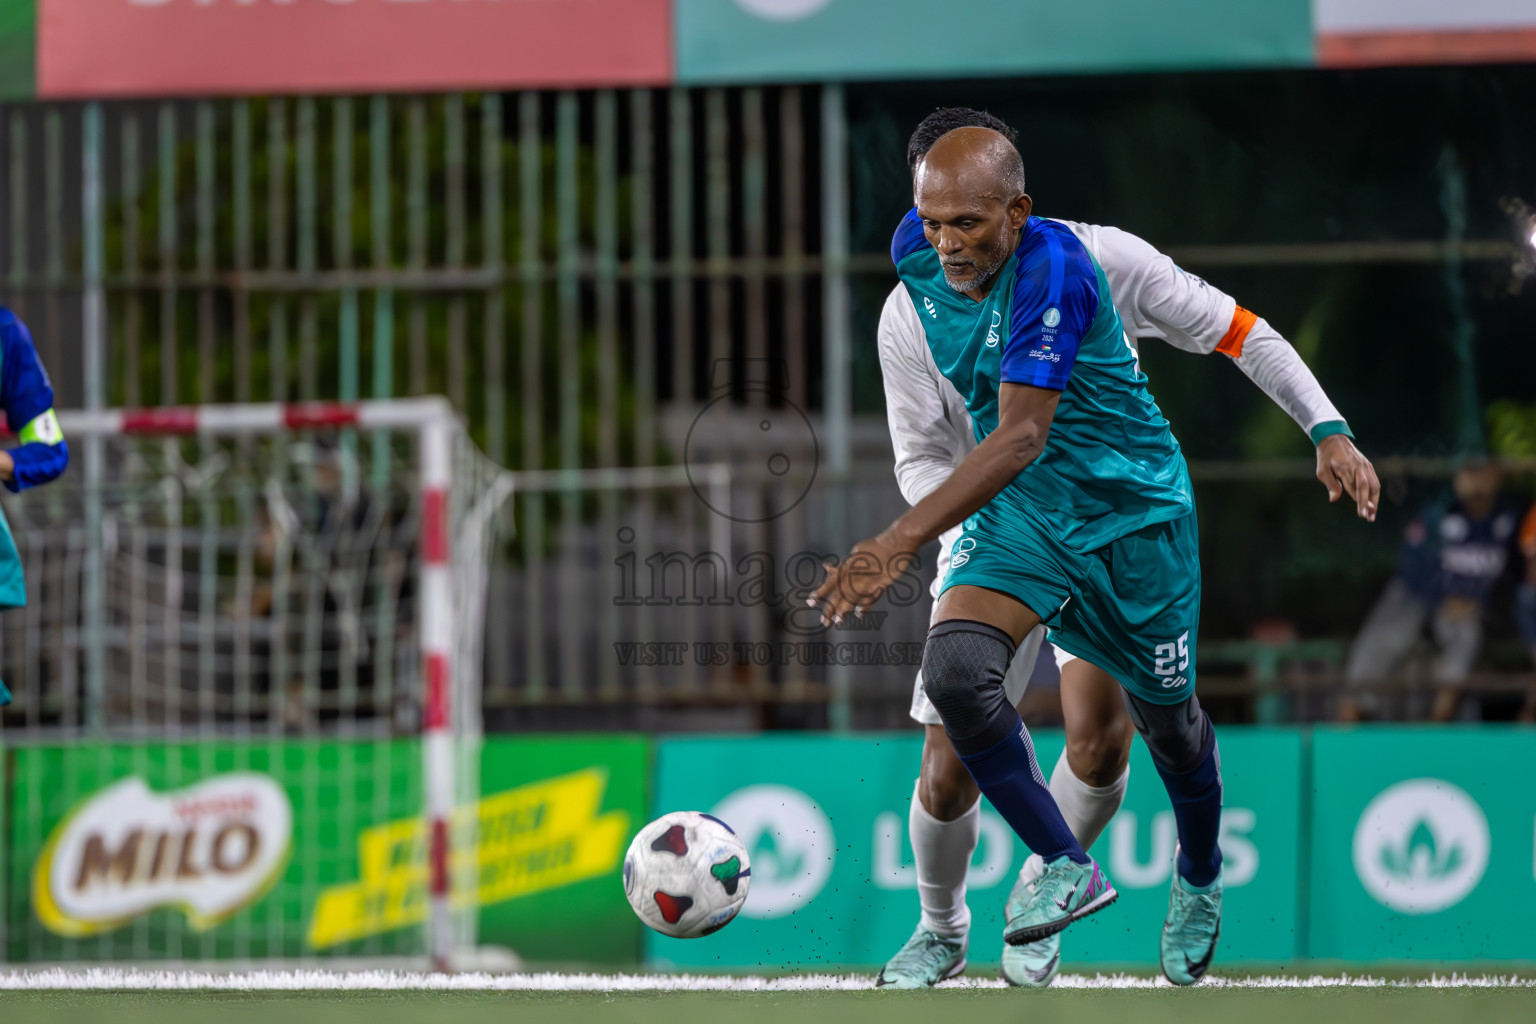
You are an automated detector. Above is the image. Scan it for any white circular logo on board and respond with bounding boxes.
[1042,307,1061,328]
[733,0,834,21]
[1352,778,1489,915]
[711,784,834,918]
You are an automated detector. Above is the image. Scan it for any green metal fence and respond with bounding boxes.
[1,80,1532,719]
[0,89,852,444]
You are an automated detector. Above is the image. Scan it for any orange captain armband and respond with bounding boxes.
[1215,306,1257,358]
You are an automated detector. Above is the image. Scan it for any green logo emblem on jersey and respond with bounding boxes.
[1043,307,1061,328]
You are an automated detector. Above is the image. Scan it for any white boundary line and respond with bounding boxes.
[0,970,1531,991]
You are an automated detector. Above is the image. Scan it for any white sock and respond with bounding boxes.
[1019,749,1130,885]
[909,779,979,939]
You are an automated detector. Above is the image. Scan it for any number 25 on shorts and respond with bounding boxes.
[1152,631,1190,687]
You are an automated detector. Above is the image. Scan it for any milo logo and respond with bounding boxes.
[35,774,293,936]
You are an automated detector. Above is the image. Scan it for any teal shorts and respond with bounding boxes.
[940,504,1201,705]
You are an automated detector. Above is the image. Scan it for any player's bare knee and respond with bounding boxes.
[1065,726,1130,787]
[919,749,979,821]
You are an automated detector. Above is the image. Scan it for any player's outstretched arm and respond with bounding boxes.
[810,382,1056,624]
[1093,226,1379,520]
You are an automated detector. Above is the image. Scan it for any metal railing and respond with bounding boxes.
[1,86,1531,725]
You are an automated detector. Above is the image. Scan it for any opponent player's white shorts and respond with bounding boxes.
[908,528,1082,726]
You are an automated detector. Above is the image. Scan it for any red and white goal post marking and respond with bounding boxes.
[57,397,495,971]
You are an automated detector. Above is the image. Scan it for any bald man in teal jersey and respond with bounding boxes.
[814,127,1222,983]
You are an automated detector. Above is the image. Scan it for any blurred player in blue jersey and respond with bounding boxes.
[814,126,1226,982]
[0,307,71,705]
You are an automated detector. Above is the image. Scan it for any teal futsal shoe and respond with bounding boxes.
[875,927,967,988]
[1160,866,1223,986]
[1003,855,1116,946]
[1000,867,1060,987]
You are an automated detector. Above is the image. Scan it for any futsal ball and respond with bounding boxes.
[623,811,751,938]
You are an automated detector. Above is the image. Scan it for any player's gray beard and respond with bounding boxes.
[942,258,1002,294]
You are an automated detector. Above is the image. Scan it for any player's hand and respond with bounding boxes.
[808,532,917,626]
[1316,434,1379,522]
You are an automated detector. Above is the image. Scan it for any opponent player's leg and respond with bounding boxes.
[1058,654,1134,806]
[1002,651,1132,986]
[924,584,1116,944]
[915,724,983,935]
[1017,654,1132,878]
[877,723,981,986]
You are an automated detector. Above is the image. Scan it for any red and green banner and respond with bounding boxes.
[3,1,1531,99]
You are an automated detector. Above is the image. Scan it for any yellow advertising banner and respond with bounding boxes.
[309,768,629,949]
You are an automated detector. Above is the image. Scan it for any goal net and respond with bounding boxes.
[0,398,511,968]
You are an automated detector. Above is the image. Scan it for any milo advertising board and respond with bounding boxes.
[6,737,647,963]
[8,741,423,961]
[649,730,1302,968]
[33,772,293,938]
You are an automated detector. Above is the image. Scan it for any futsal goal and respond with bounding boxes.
[0,398,511,970]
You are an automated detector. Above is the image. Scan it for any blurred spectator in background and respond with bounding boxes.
[1516,505,1536,721]
[1339,460,1524,722]
[222,439,405,732]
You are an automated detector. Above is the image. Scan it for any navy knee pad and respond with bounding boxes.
[1123,690,1212,774]
[921,619,1017,755]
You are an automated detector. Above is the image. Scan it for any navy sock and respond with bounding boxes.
[954,705,1088,866]
[1153,726,1224,888]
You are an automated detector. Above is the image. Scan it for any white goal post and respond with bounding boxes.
[1,398,510,969]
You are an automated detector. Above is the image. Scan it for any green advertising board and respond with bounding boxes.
[7,741,425,962]
[675,0,1314,85]
[649,729,1302,969]
[474,736,648,964]
[3,736,648,964]
[1307,727,1536,961]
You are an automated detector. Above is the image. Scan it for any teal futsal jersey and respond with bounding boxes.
[892,211,1193,553]
[894,212,1201,701]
